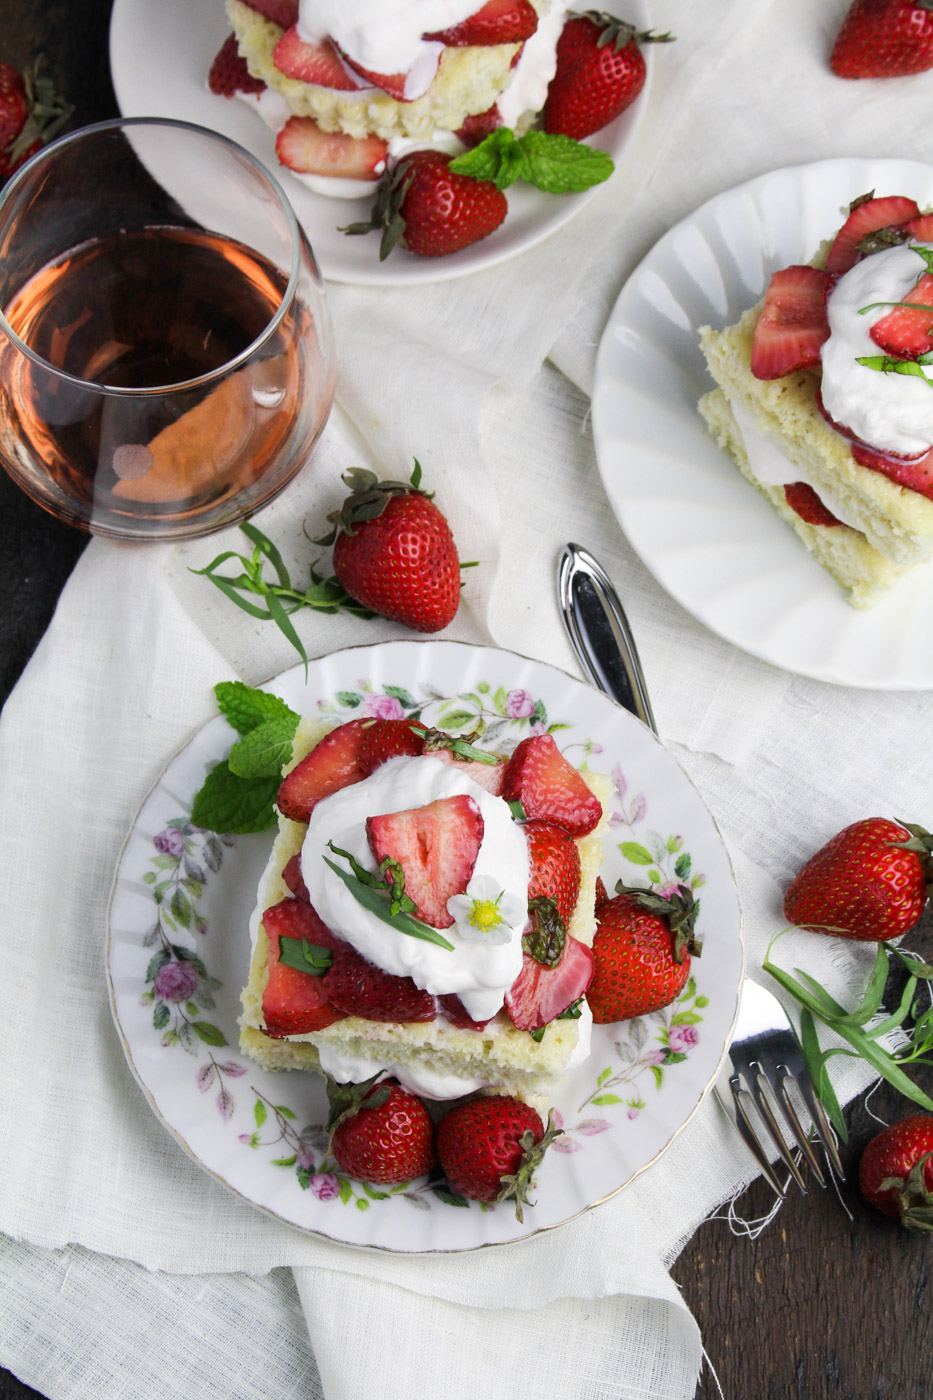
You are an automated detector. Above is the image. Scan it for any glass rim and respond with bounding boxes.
[0,115,310,397]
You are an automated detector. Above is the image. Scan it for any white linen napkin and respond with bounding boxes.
[4,0,933,1395]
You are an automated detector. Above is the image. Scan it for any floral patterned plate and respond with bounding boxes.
[107,639,743,1252]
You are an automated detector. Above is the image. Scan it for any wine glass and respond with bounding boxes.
[0,117,336,541]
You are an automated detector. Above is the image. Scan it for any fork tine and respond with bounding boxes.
[772,1066,827,1188]
[790,1066,846,1181]
[727,1074,788,1197]
[746,1063,809,1193]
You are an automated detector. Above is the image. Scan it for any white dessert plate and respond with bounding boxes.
[107,639,743,1253]
[592,156,933,689]
[108,0,650,286]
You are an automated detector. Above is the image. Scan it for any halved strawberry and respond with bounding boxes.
[262,897,346,1035]
[904,215,933,240]
[783,482,843,527]
[525,820,581,926]
[276,116,388,180]
[282,852,310,901]
[505,935,595,1031]
[750,265,830,380]
[276,718,370,823]
[430,748,507,794]
[826,195,921,275]
[366,794,484,927]
[851,441,933,501]
[323,941,437,1021]
[208,34,266,97]
[502,735,602,837]
[241,0,299,27]
[870,272,933,357]
[358,717,425,775]
[272,28,363,88]
[437,993,494,1030]
[424,0,538,46]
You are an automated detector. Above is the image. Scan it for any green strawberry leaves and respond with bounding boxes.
[449,127,614,194]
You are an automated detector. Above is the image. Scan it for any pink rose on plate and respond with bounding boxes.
[505,688,536,719]
[309,1172,340,1201]
[668,1025,699,1055]
[153,959,199,1003]
[363,693,404,720]
[154,827,185,858]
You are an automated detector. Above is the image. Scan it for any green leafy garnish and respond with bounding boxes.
[522,896,566,967]
[190,682,299,834]
[277,937,334,977]
[416,725,500,765]
[449,127,613,194]
[190,520,375,676]
[764,934,933,1143]
[856,352,933,385]
[324,843,455,951]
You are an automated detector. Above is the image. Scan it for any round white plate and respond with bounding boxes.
[108,0,650,286]
[107,640,742,1252]
[592,156,933,689]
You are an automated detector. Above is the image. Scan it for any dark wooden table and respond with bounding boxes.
[2,5,932,1398]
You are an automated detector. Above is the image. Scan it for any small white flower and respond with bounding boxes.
[447,874,525,946]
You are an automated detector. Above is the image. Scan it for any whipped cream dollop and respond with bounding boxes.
[298,0,485,85]
[821,243,933,456]
[498,0,568,128]
[300,754,530,1022]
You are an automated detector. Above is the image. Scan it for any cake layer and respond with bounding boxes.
[699,387,908,609]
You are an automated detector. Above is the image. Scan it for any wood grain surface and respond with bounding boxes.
[1,4,931,1398]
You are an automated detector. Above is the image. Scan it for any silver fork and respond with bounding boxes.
[557,542,845,1197]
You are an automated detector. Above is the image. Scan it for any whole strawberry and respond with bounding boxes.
[542,14,674,142]
[436,1096,561,1219]
[783,818,933,941]
[0,59,71,180]
[328,1077,437,1185]
[343,149,507,259]
[587,883,700,1023]
[831,0,933,78]
[859,1115,933,1230]
[318,463,461,633]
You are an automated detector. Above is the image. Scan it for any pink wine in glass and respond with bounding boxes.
[0,226,323,534]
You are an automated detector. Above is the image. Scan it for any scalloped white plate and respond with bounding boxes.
[109,0,651,287]
[107,639,743,1252]
[592,157,933,688]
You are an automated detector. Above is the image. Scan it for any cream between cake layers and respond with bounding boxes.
[240,715,610,1115]
[224,0,569,196]
[698,194,933,608]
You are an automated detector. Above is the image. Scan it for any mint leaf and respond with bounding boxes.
[190,761,279,834]
[449,127,613,194]
[277,937,334,977]
[228,714,299,779]
[215,680,298,736]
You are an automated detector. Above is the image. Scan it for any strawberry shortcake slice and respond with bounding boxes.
[698,195,933,607]
[239,714,610,1114]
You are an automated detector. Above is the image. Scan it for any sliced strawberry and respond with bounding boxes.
[424,0,538,46]
[783,482,843,527]
[904,215,933,240]
[338,52,421,102]
[323,941,437,1021]
[276,116,388,180]
[241,0,299,27]
[262,897,346,1035]
[850,441,933,502]
[276,718,370,823]
[430,748,506,795]
[502,735,602,837]
[272,28,363,88]
[282,852,310,901]
[366,794,484,928]
[358,717,425,775]
[436,993,495,1030]
[455,103,502,147]
[825,196,921,275]
[505,935,595,1032]
[208,34,266,98]
[525,820,581,926]
[870,272,933,357]
[750,265,830,380]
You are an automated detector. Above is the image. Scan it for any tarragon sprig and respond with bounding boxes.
[190,521,375,675]
[764,933,933,1143]
[324,841,455,951]
[855,352,933,386]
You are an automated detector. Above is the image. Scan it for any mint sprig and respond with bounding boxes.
[324,842,455,950]
[190,682,299,834]
[449,127,614,194]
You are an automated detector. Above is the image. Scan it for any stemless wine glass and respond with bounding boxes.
[0,117,336,541]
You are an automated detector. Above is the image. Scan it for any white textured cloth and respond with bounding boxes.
[3,0,933,1396]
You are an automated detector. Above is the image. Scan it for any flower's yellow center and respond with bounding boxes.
[468,898,503,932]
